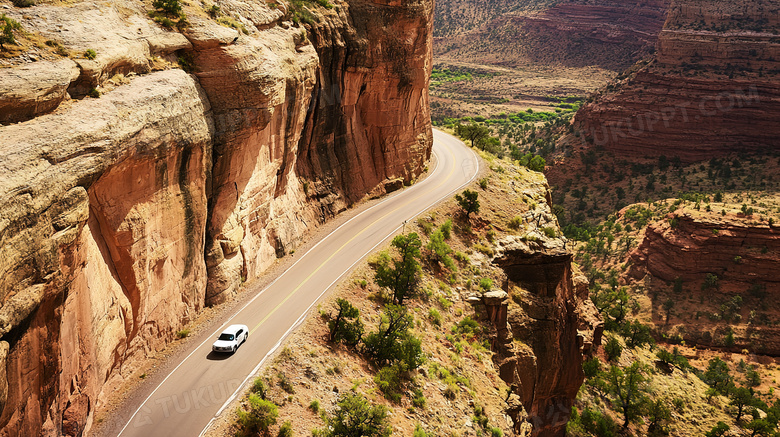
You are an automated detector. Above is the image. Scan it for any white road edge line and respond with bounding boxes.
[198,136,478,436]
[117,136,452,436]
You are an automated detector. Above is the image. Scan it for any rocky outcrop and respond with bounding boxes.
[434,0,669,70]
[627,209,780,355]
[574,0,780,161]
[629,210,780,288]
[470,235,602,437]
[0,0,433,435]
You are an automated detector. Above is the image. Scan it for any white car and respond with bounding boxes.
[212,324,248,353]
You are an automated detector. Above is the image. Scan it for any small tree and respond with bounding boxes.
[1,14,22,50]
[455,189,480,219]
[374,233,422,305]
[729,386,755,422]
[362,304,423,369]
[603,362,648,428]
[317,392,392,437]
[604,336,623,362]
[621,320,654,349]
[745,418,776,437]
[426,230,457,271]
[662,298,675,325]
[700,357,733,394]
[646,398,672,436]
[327,299,364,346]
[455,122,490,148]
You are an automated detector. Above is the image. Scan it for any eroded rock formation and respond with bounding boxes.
[630,210,780,288]
[0,0,433,434]
[627,209,780,354]
[469,234,602,436]
[575,0,780,161]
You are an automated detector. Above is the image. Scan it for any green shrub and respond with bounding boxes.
[413,424,429,437]
[153,0,182,17]
[277,373,294,394]
[236,395,278,435]
[177,52,194,73]
[309,399,320,412]
[84,49,97,60]
[473,243,494,256]
[440,219,453,240]
[88,88,101,98]
[455,189,480,218]
[428,308,442,327]
[11,0,35,7]
[251,377,267,397]
[604,337,622,362]
[453,317,481,337]
[327,299,364,346]
[479,278,493,291]
[416,218,433,235]
[374,364,404,402]
[426,230,457,271]
[478,178,489,189]
[582,357,601,378]
[176,329,190,339]
[508,217,523,230]
[542,226,557,238]
[277,421,292,437]
[316,392,391,437]
[1,15,22,50]
[411,388,426,409]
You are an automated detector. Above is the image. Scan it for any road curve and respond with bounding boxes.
[112,129,478,437]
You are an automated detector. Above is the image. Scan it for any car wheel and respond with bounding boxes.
[233,345,237,353]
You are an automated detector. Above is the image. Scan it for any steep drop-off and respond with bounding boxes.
[0,0,432,435]
[575,0,780,161]
[486,238,602,436]
[212,159,602,437]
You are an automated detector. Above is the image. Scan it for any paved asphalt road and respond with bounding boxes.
[113,129,478,437]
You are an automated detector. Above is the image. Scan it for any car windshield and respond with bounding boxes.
[218,333,234,341]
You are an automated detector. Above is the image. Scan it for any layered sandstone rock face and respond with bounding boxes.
[0,0,433,435]
[434,0,669,70]
[628,209,780,354]
[0,70,213,436]
[478,236,602,437]
[575,0,780,161]
[630,211,780,287]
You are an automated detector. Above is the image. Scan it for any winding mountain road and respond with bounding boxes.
[112,129,478,437]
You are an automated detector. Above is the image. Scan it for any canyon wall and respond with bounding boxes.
[628,209,780,354]
[575,0,780,161]
[0,0,433,435]
[434,0,669,70]
[630,211,780,288]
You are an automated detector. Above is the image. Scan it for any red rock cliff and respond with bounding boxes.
[0,0,433,435]
[627,209,780,354]
[575,0,780,161]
